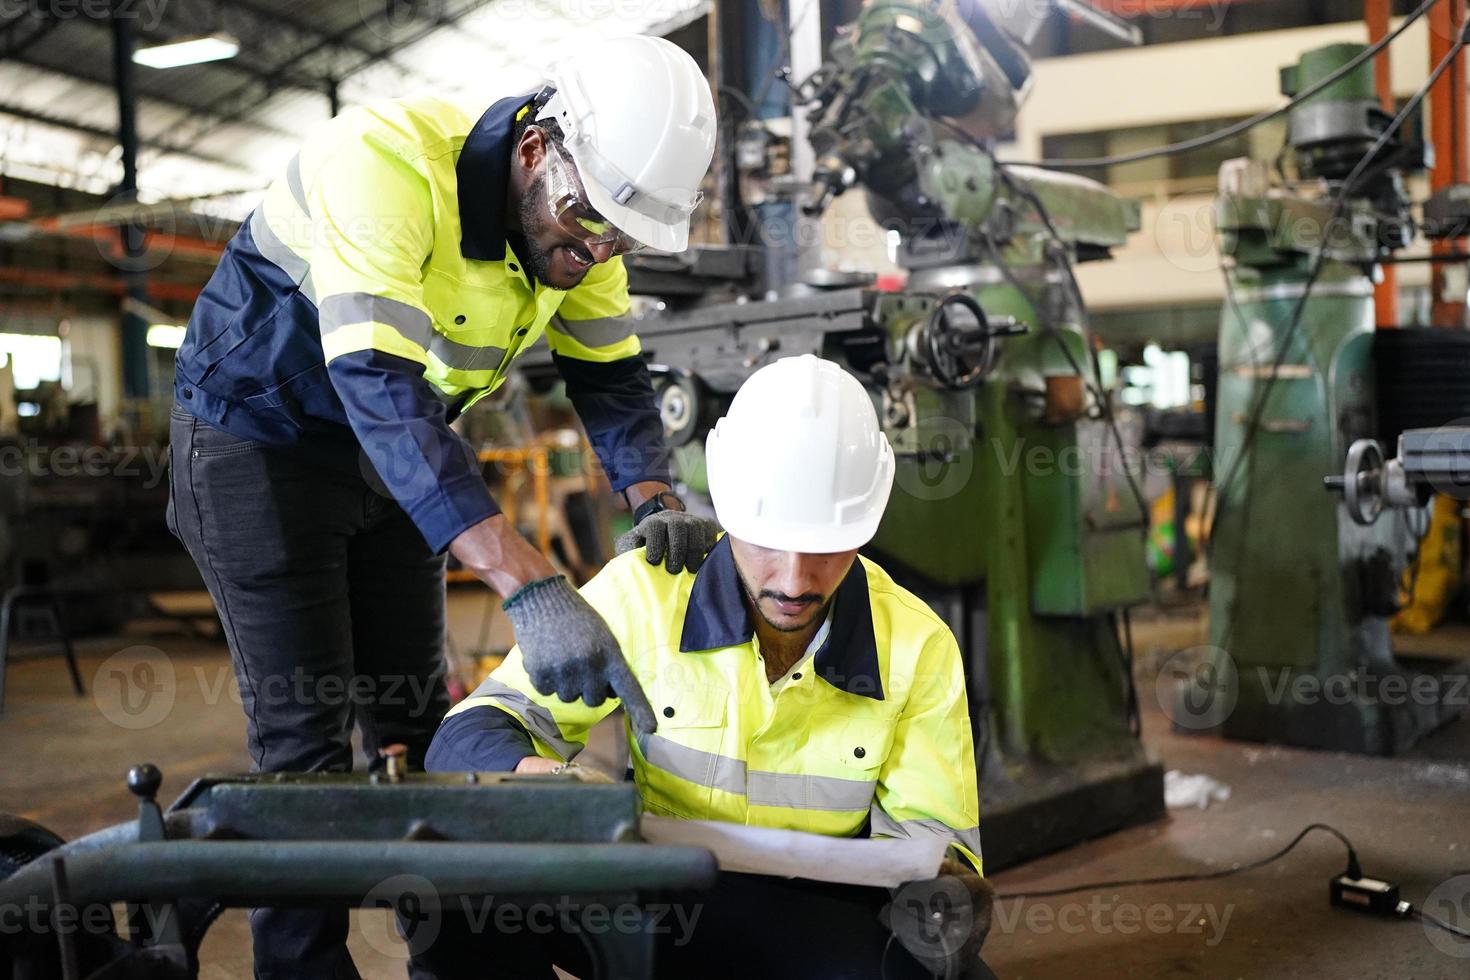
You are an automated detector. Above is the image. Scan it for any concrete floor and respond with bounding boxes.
[1,594,1468,978]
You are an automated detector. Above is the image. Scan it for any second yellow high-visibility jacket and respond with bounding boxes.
[427,536,983,872]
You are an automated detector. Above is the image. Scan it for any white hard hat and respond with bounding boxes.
[705,355,896,554]
[536,35,717,253]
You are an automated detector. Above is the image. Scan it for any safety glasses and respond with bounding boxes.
[542,137,646,256]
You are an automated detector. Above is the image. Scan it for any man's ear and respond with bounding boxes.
[512,126,546,180]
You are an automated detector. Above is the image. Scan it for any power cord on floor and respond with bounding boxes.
[994,822,1469,943]
[996,823,1359,899]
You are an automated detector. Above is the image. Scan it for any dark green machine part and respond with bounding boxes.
[1202,43,1466,754]
[798,0,1163,868]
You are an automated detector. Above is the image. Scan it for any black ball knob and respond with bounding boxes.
[127,764,162,799]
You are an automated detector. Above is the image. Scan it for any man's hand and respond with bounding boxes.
[514,756,562,774]
[500,574,659,735]
[884,856,995,979]
[617,481,721,573]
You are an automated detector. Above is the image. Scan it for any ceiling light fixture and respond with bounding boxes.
[133,33,240,70]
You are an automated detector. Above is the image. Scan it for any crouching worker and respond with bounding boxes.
[421,355,994,979]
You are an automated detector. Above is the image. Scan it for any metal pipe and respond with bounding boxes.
[1429,0,1468,327]
[0,266,203,303]
[0,842,719,912]
[1366,0,1399,327]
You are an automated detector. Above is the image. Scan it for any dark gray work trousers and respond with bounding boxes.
[166,404,451,980]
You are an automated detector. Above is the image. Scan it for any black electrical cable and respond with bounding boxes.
[1007,0,1442,171]
[1415,907,1470,940]
[957,134,1152,533]
[996,823,1361,901]
[1009,188,1152,530]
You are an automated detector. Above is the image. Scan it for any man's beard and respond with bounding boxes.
[516,173,561,288]
[734,563,830,634]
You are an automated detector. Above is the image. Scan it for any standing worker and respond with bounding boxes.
[165,36,721,979]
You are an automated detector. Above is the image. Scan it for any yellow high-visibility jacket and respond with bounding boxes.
[428,536,983,872]
[174,91,666,552]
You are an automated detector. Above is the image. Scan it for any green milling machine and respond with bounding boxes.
[1198,42,1470,754]
[544,0,1168,868]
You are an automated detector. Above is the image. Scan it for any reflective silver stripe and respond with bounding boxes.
[318,293,433,346]
[552,314,637,349]
[466,678,583,761]
[636,732,746,796]
[249,208,309,287]
[870,805,983,862]
[747,771,876,812]
[287,153,310,216]
[427,331,508,373]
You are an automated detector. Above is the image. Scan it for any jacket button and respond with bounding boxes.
[792,672,802,680]
[853,746,866,759]
[509,263,519,272]
[455,315,466,325]
[663,706,675,718]
[182,387,193,399]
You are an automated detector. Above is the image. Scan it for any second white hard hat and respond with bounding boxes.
[536,35,717,253]
[705,355,895,554]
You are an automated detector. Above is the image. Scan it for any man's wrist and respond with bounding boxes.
[623,480,680,511]
[448,514,558,598]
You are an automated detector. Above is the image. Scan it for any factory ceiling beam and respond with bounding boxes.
[0,101,241,169]
[0,12,63,62]
[160,0,499,160]
[4,53,299,141]
[63,15,342,121]
[223,0,436,87]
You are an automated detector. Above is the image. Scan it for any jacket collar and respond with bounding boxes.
[679,537,884,700]
[456,91,536,262]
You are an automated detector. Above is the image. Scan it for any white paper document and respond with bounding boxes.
[639,815,948,888]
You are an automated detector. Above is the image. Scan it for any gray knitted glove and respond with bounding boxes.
[501,575,658,735]
[616,510,722,573]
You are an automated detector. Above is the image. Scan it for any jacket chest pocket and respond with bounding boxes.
[635,685,732,818]
[420,269,511,375]
[810,710,898,777]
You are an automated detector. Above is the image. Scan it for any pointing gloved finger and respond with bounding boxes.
[605,652,658,735]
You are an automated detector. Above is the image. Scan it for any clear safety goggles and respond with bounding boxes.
[542,138,646,255]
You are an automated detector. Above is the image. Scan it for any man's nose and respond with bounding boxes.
[587,239,615,264]
[772,552,823,596]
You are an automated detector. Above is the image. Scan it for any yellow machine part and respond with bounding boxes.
[1392,495,1465,635]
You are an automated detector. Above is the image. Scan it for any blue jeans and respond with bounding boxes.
[167,405,450,980]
